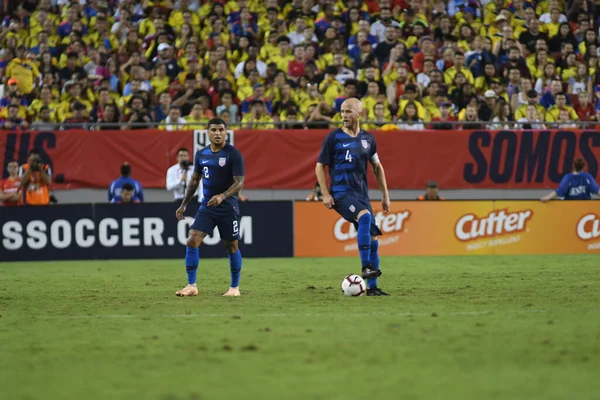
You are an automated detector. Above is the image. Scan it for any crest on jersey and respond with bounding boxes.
[361,140,369,149]
[219,157,226,167]
[349,205,356,212]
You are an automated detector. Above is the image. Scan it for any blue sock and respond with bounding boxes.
[368,240,380,289]
[228,250,242,288]
[185,246,199,285]
[357,213,372,268]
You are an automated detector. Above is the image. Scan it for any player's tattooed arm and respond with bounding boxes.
[181,171,201,207]
[221,176,245,199]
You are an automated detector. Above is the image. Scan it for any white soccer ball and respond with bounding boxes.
[341,274,366,296]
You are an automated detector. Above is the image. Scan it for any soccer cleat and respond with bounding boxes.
[223,287,241,297]
[175,285,198,297]
[361,265,382,280]
[368,287,390,296]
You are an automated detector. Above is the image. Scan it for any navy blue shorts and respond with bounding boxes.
[190,204,240,241]
[333,194,383,236]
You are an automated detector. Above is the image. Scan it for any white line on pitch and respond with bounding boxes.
[29,309,555,319]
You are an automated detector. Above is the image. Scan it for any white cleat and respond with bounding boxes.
[176,285,198,297]
[222,287,241,297]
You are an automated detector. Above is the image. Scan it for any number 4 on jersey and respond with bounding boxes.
[345,150,353,162]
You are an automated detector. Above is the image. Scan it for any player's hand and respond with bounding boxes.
[322,193,334,209]
[540,196,550,203]
[207,194,225,207]
[382,195,390,214]
[176,205,186,220]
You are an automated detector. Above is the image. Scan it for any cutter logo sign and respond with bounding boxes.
[577,214,600,241]
[455,209,533,242]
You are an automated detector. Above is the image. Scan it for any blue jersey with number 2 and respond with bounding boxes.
[194,144,244,208]
[555,172,600,200]
[317,128,377,200]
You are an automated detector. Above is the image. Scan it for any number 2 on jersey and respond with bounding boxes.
[345,150,353,162]
[203,166,210,179]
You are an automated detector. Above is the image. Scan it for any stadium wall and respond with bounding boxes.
[1,201,599,262]
[2,129,599,191]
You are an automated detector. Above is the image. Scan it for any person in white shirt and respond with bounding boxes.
[397,102,425,130]
[370,7,400,42]
[288,17,309,47]
[166,148,201,202]
[234,45,267,79]
[160,106,188,131]
[538,0,567,23]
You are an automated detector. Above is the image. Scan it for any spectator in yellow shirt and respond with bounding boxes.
[183,103,211,130]
[546,93,579,121]
[6,45,41,95]
[150,63,170,95]
[28,85,59,121]
[270,36,295,72]
[444,52,475,86]
[241,99,275,129]
[397,84,427,121]
[319,67,344,108]
[361,81,382,118]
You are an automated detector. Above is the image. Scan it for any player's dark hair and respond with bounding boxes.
[219,89,234,99]
[177,147,189,154]
[207,118,227,128]
[122,182,134,191]
[574,157,585,172]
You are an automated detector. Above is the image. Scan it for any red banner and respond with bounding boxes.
[1,129,599,189]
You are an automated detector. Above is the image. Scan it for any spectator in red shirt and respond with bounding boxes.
[412,36,436,74]
[0,160,21,206]
[288,46,306,79]
[575,92,594,121]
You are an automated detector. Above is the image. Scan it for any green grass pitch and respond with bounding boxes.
[1,255,600,400]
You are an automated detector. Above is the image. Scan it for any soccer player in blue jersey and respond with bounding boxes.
[541,158,600,202]
[175,118,245,297]
[315,98,391,296]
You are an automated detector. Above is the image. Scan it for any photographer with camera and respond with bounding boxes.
[166,148,199,203]
[19,149,52,206]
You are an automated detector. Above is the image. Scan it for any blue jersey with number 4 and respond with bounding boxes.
[555,172,600,200]
[317,128,377,200]
[194,144,244,208]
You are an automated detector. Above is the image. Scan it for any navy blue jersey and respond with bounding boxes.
[555,172,600,200]
[194,144,244,207]
[317,128,377,200]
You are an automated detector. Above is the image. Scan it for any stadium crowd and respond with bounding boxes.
[0,0,598,130]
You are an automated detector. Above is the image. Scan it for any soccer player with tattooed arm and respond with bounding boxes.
[315,98,392,296]
[175,118,245,297]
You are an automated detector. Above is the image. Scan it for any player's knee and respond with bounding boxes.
[187,230,205,248]
[357,209,371,219]
[223,240,238,254]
